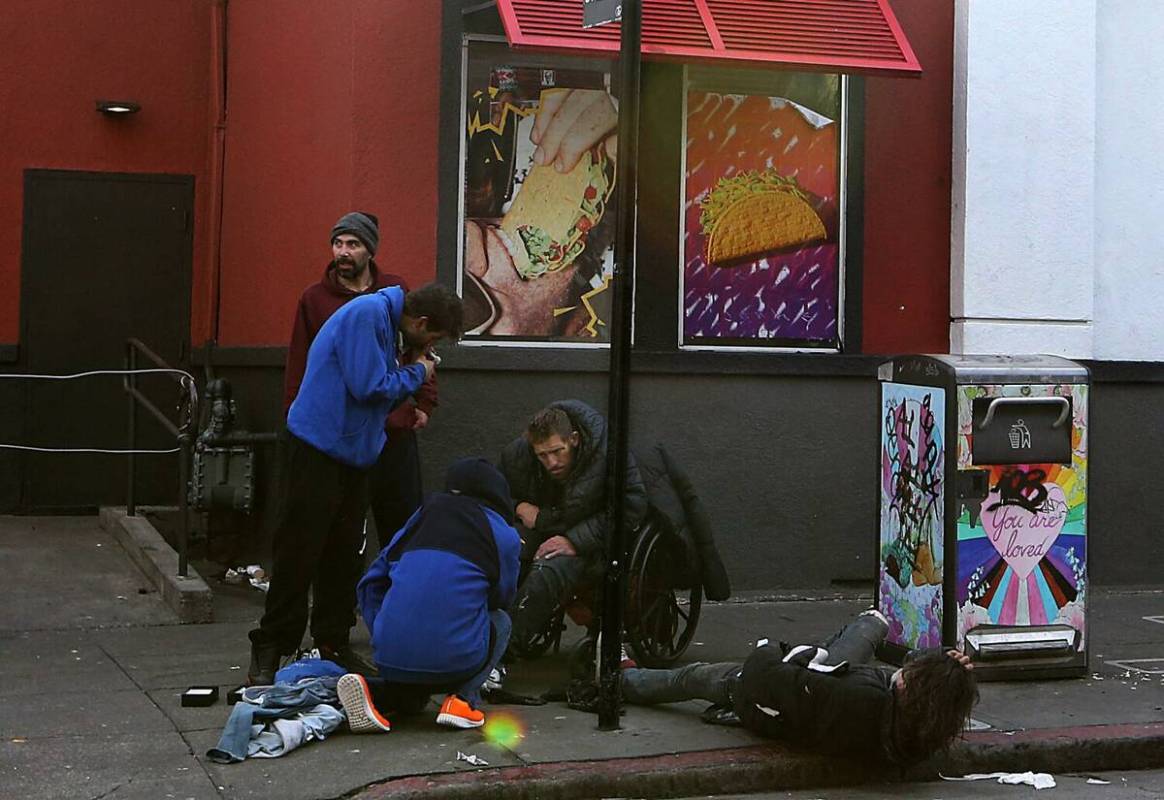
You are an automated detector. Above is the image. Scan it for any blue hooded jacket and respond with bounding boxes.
[357,459,521,684]
[287,286,425,468]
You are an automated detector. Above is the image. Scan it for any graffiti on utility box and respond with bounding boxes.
[878,382,945,650]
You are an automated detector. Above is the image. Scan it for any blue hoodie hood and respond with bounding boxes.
[445,458,515,525]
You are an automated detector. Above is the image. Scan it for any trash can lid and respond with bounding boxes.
[882,354,1089,385]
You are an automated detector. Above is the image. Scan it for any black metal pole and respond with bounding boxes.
[597,0,641,732]
[127,345,137,517]
[178,434,190,578]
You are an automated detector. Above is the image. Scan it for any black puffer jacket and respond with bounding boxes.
[500,400,648,558]
[634,443,731,600]
[734,645,898,763]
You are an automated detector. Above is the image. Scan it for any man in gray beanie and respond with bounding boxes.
[331,211,380,261]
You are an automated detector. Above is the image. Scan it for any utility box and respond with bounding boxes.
[876,355,1089,680]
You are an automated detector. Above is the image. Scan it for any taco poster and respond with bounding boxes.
[682,89,842,348]
[460,42,618,344]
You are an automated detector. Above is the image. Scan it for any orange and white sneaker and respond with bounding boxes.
[435,694,485,729]
[337,674,391,733]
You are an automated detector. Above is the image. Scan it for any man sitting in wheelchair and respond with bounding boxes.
[495,400,648,684]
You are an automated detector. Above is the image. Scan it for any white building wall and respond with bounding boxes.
[1093,0,1164,361]
[951,0,1164,362]
[951,0,1097,358]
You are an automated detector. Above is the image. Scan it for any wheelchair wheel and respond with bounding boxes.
[625,523,702,668]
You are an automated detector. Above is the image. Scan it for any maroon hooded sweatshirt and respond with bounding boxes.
[283,262,438,432]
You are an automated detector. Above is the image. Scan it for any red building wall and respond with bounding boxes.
[861,0,955,354]
[215,0,443,346]
[0,0,214,345]
[1,1,950,355]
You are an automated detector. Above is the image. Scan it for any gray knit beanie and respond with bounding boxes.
[330,211,380,255]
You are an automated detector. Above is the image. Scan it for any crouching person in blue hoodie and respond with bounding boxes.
[336,458,522,733]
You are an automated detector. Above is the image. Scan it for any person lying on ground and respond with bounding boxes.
[621,609,978,766]
[336,458,521,733]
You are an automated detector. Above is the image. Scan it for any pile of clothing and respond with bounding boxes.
[207,658,348,763]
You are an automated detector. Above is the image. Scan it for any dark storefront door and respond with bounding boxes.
[19,170,193,512]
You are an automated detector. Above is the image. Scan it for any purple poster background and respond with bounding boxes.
[682,92,841,346]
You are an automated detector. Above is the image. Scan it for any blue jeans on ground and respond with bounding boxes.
[622,609,889,706]
[365,609,511,712]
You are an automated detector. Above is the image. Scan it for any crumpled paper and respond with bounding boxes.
[456,751,488,767]
[224,565,269,593]
[941,771,1056,790]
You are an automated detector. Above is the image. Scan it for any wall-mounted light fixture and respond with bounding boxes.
[96,100,141,115]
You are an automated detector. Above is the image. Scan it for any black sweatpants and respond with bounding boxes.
[368,428,423,552]
[251,433,369,654]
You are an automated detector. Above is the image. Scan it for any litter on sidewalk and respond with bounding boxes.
[224,564,269,592]
[942,771,1056,790]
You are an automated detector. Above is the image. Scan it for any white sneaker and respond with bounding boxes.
[483,665,506,693]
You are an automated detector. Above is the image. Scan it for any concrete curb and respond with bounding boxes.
[941,722,1164,775]
[351,746,875,800]
[99,506,213,623]
[351,723,1164,800]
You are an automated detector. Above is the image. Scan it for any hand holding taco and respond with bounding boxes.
[498,145,613,280]
[532,88,618,173]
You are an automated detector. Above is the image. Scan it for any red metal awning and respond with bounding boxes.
[495,0,921,76]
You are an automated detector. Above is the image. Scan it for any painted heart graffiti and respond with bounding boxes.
[981,481,1068,578]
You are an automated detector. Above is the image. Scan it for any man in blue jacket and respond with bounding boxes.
[336,458,521,732]
[247,281,463,686]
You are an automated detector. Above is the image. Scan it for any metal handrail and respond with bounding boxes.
[124,338,199,577]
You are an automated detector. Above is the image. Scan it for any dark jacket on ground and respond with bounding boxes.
[733,645,898,763]
[634,443,731,600]
[283,261,438,432]
[356,459,521,684]
[499,399,648,558]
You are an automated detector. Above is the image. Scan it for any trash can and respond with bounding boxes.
[875,355,1089,679]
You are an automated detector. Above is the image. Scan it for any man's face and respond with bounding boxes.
[532,432,579,482]
[400,315,447,352]
[332,234,372,280]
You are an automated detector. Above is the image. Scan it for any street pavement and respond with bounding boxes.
[679,768,1164,799]
[3,514,1164,800]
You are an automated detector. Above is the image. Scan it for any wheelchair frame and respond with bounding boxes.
[517,510,703,669]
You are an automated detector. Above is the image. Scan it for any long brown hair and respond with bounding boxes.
[891,650,979,763]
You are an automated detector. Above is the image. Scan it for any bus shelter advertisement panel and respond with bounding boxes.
[682,76,842,349]
[460,41,618,344]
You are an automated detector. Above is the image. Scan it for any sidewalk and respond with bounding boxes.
[3,514,1164,800]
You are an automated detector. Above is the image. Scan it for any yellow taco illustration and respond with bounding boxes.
[499,147,613,280]
[700,170,826,266]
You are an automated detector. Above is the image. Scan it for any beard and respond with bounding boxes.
[335,258,365,280]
